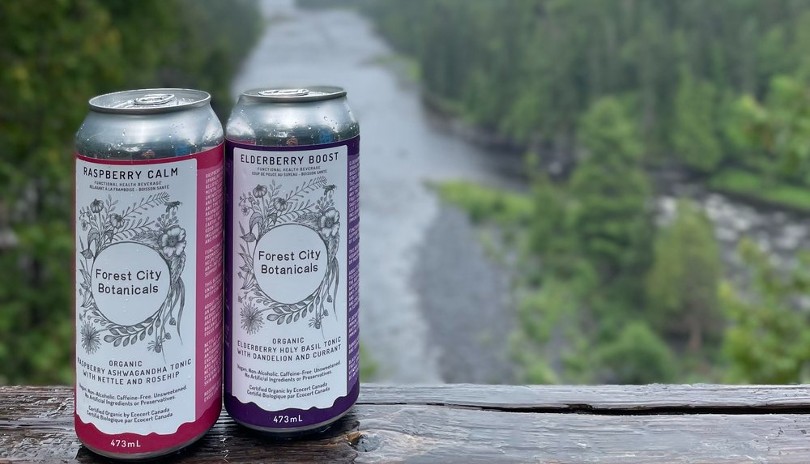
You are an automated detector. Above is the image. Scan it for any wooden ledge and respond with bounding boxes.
[2,384,810,462]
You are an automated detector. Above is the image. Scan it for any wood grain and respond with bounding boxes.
[2,385,810,463]
[359,383,810,412]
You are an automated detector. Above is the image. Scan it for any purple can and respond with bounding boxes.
[224,87,360,434]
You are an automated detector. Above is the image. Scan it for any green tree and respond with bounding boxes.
[723,240,810,384]
[525,174,575,278]
[729,75,810,183]
[646,201,722,353]
[0,0,261,385]
[359,0,810,175]
[0,0,123,384]
[596,321,677,384]
[569,97,652,279]
[671,71,725,172]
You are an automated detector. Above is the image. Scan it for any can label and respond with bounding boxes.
[74,145,223,454]
[226,138,359,425]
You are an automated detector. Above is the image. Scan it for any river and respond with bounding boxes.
[232,0,521,383]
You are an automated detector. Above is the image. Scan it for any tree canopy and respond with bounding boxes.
[0,0,262,384]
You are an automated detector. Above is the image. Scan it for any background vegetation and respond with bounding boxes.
[0,0,262,384]
[6,0,810,386]
[301,0,810,384]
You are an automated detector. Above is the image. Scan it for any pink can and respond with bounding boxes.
[73,89,223,458]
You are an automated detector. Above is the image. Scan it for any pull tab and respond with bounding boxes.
[134,93,176,106]
[259,89,310,97]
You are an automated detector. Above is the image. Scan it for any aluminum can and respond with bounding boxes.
[74,89,224,458]
[224,86,360,433]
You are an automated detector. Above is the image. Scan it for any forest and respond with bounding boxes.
[299,0,810,384]
[0,0,263,384]
[5,0,810,386]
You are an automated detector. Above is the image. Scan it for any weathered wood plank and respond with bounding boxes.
[3,386,810,463]
[5,384,810,419]
[5,406,810,463]
[359,383,810,412]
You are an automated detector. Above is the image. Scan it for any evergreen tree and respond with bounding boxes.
[526,174,572,277]
[0,0,261,384]
[596,321,677,384]
[723,240,810,384]
[671,71,725,172]
[730,75,810,183]
[359,0,810,175]
[646,200,722,352]
[569,97,652,280]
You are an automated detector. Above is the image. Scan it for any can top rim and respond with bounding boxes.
[89,88,212,114]
[241,86,347,102]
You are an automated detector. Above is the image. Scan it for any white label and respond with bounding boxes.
[232,145,348,410]
[75,158,197,435]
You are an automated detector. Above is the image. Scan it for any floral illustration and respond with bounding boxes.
[161,225,187,257]
[319,208,340,238]
[241,303,264,335]
[77,193,187,358]
[238,177,340,335]
[80,322,101,354]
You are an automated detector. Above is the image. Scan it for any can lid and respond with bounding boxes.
[242,86,347,102]
[89,88,211,114]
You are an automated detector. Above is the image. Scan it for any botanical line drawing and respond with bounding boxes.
[77,193,186,357]
[237,176,340,335]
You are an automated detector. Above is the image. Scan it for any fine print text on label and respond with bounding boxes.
[75,157,198,435]
[75,149,223,439]
[232,144,349,411]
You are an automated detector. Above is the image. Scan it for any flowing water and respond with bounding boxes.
[232,0,521,383]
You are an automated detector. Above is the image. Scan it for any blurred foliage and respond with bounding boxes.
[301,0,810,384]
[331,0,810,201]
[569,98,651,280]
[0,0,262,384]
[433,181,532,227]
[710,169,810,213]
[646,201,722,355]
[722,240,810,384]
[359,344,379,381]
[596,321,677,385]
[671,71,726,173]
[729,75,810,183]
[439,163,724,384]
[359,2,797,141]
